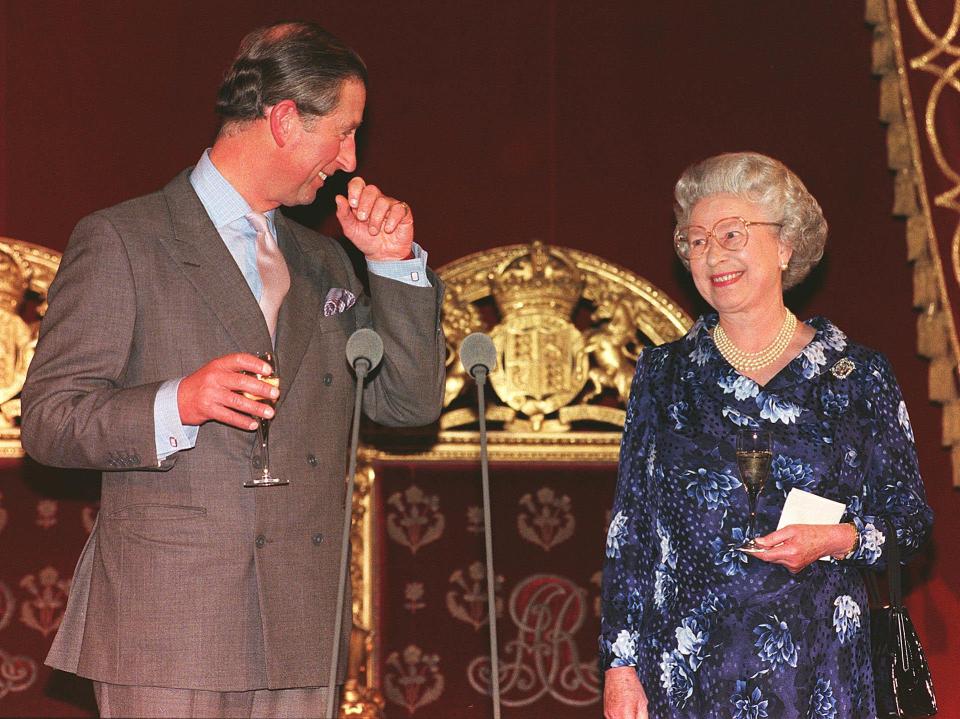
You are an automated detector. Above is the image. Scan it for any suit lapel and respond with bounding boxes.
[274,215,324,409]
[159,171,273,354]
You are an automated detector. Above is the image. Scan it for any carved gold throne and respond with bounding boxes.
[345,242,692,718]
[0,238,692,718]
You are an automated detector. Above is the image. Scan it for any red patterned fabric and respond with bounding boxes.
[376,462,614,718]
[0,461,97,717]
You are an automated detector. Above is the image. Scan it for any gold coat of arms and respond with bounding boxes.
[437,241,691,443]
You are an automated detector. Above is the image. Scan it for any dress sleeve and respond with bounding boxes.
[840,353,933,569]
[599,348,660,670]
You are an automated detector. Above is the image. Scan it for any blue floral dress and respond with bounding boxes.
[599,314,933,719]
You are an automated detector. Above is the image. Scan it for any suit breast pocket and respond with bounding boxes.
[317,304,357,336]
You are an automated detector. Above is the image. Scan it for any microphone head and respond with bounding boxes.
[459,332,497,376]
[346,328,384,370]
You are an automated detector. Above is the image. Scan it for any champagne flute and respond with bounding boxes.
[736,428,772,550]
[242,351,287,487]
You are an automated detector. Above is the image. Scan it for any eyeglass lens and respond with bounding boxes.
[676,217,749,258]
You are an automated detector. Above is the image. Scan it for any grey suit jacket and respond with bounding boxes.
[20,170,445,691]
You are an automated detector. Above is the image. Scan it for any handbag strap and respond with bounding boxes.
[886,522,902,608]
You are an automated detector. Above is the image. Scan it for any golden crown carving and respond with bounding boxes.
[490,241,584,317]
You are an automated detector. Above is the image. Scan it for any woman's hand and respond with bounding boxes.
[604,666,648,719]
[752,523,857,573]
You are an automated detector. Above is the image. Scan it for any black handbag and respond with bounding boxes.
[866,529,937,718]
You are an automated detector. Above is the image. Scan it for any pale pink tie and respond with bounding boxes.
[246,212,290,341]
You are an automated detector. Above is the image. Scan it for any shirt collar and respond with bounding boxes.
[189,149,276,232]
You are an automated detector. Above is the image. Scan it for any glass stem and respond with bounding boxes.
[259,418,271,477]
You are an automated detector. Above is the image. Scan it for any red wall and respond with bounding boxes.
[1,1,957,716]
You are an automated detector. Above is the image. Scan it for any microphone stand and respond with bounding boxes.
[325,356,370,719]
[472,364,502,719]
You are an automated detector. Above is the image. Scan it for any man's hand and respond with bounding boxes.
[604,666,648,719]
[335,176,414,261]
[753,523,858,573]
[177,353,279,430]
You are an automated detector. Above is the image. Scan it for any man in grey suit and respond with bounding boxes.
[21,21,444,718]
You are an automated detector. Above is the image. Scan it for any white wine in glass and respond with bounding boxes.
[736,428,772,550]
[243,351,287,487]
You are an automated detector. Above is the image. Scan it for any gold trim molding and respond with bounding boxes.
[868,0,960,486]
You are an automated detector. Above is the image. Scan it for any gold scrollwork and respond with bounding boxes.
[869,1,960,486]
[0,238,61,457]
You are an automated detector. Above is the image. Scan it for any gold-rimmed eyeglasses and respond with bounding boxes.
[674,216,783,260]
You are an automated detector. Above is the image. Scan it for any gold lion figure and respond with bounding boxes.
[582,299,641,405]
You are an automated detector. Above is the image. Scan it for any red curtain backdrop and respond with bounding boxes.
[1,2,958,717]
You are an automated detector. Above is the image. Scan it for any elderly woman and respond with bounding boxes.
[600,152,933,719]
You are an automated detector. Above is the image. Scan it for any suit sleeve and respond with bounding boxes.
[328,240,445,428]
[361,267,446,427]
[20,213,172,471]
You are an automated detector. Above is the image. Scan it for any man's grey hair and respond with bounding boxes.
[215,21,367,130]
[673,152,827,290]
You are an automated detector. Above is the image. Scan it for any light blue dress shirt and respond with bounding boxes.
[153,150,431,460]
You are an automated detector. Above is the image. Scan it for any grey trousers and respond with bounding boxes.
[93,681,340,719]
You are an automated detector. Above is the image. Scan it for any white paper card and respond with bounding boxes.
[777,488,847,561]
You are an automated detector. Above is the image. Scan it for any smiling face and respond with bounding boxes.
[687,193,792,318]
[275,78,366,207]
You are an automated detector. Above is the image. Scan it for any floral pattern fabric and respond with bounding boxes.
[600,315,933,718]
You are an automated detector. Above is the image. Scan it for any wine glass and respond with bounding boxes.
[242,351,287,487]
[736,427,772,550]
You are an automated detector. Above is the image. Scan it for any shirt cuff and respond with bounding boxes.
[365,243,432,287]
[154,379,199,461]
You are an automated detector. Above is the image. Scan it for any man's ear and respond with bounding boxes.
[267,100,300,149]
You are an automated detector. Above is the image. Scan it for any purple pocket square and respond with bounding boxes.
[323,288,357,317]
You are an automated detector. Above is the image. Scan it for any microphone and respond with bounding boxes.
[458,332,502,719]
[327,328,384,719]
[346,327,384,376]
[459,332,498,381]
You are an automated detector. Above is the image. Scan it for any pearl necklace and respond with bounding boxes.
[712,310,798,372]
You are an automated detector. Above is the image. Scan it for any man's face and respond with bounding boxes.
[280,78,366,207]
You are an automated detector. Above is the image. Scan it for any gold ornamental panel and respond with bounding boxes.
[869,0,960,485]
[365,241,693,462]
[0,237,61,457]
